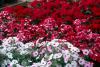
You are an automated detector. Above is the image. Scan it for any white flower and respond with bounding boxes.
[6,52,13,59]
[38,42,46,47]
[31,63,38,67]
[40,48,46,54]
[25,42,34,47]
[6,47,12,51]
[66,42,73,48]
[2,42,10,47]
[70,47,80,53]
[62,50,70,58]
[52,42,59,47]
[51,39,58,42]
[16,64,23,67]
[71,53,79,60]
[82,49,89,55]
[64,57,69,63]
[36,38,42,46]
[2,38,8,43]
[46,61,52,67]
[24,44,29,48]
[41,58,47,66]
[16,41,24,45]
[3,60,8,65]
[78,58,85,65]
[7,37,16,44]
[32,51,38,57]
[65,63,72,67]
[20,50,28,55]
[53,53,62,59]
[62,50,69,54]
[0,47,7,54]
[11,60,18,64]
[84,62,92,67]
[71,61,77,67]
[3,60,11,65]
[13,37,19,42]
[47,46,52,53]
[48,54,53,60]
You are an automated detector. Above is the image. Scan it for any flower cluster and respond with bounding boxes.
[0,37,93,67]
[0,0,100,64]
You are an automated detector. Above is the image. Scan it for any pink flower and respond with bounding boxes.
[32,51,38,57]
[82,49,89,55]
[84,62,93,67]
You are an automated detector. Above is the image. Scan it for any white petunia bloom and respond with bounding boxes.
[40,48,46,54]
[65,63,72,67]
[78,58,85,65]
[53,42,59,47]
[41,58,47,66]
[71,61,77,67]
[62,50,71,58]
[53,53,62,59]
[6,52,13,59]
[25,42,34,47]
[62,50,70,54]
[48,54,53,60]
[70,47,80,53]
[84,62,93,67]
[46,61,52,67]
[6,47,12,51]
[31,63,38,67]
[24,44,29,48]
[20,50,28,55]
[0,47,7,54]
[38,42,45,47]
[15,41,24,46]
[32,51,38,57]
[13,37,19,42]
[51,39,58,42]
[11,60,18,64]
[16,64,23,67]
[7,37,18,44]
[64,57,69,63]
[47,46,52,53]
[2,38,8,43]
[2,42,10,47]
[72,53,79,60]
[66,42,73,48]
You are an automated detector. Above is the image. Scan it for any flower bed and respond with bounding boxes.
[0,0,100,66]
[0,37,93,67]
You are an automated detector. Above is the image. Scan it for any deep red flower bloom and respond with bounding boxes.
[4,7,14,13]
[92,6,100,16]
[90,43,100,63]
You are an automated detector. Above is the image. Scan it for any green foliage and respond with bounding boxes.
[51,57,66,67]
[30,19,40,25]
[0,53,7,65]
[84,55,92,61]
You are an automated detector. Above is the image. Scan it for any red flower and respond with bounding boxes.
[90,43,100,63]
[92,24,100,30]
[14,5,24,12]
[4,7,14,13]
[92,6,100,16]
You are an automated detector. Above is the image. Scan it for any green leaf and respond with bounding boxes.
[21,60,29,66]
[13,64,17,67]
[0,53,7,64]
[84,10,92,15]
[84,55,92,61]
[0,46,3,49]
[30,19,40,25]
